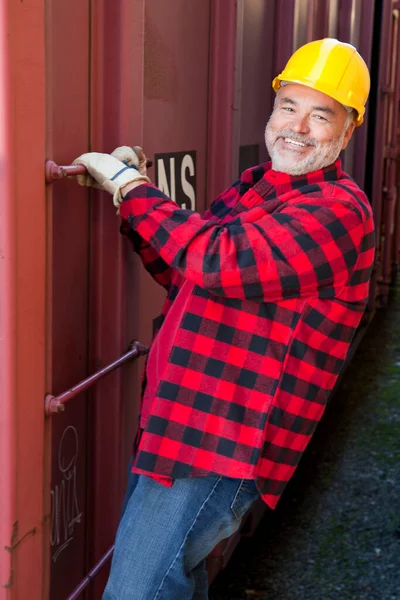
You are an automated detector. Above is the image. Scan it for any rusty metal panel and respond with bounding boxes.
[0,0,48,598]
[274,0,296,73]
[0,0,15,593]
[207,0,237,200]
[46,0,91,597]
[379,3,400,302]
[293,0,311,50]
[350,0,376,188]
[131,0,212,354]
[310,0,331,39]
[368,0,397,305]
[237,0,276,174]
[143,0,211,214]
[337,0,375,180]
[338,0,357,43]
[327,0,340,37]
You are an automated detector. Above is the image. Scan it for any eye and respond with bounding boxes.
[281,106,294,112]
[314,114,328,122]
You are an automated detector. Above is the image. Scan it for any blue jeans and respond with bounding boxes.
[103,472,260,599]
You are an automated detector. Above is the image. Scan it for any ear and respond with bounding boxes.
[341,122,355,150]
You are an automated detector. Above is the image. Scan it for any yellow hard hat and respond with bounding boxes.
[272,38,370,126]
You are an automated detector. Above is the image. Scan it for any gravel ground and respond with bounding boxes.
[209,286,400,600]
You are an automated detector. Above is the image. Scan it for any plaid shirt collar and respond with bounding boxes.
[265,158,342,186]
[236,160,343,213]
[240,159,342,196]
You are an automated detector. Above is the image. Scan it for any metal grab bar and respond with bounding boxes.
[66,545,114,600]
[45,158,153,183]
[45,340,148,416]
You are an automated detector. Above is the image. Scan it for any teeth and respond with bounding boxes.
[284,138,306,147]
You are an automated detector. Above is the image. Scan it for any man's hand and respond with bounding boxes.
[111,146,150,198]
[112,145,148,177]
[72,147,150,209]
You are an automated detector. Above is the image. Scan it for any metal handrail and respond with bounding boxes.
[66,546,114,600]
[45,158,153,183]
[44,340,148,416]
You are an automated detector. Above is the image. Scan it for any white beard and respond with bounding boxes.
[265,121,347,175]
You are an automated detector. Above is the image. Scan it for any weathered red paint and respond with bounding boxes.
[0,0,47,599]
[207,0,237,200]
[0,0,15,594]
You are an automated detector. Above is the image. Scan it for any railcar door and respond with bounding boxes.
[46,1,215,598]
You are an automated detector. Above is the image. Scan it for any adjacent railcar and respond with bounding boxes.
[1,1,399,599]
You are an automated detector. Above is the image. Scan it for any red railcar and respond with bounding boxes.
[0,1,399,599]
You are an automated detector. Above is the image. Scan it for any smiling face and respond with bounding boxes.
[265,83,355,175]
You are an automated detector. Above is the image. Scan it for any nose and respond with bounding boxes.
[290,114,310,135]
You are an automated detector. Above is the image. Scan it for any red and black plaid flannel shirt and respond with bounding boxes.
[120,159,375,509]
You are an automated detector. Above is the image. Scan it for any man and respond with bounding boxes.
[74,38,374,599]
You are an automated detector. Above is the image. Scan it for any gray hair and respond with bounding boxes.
[344,108,357,129]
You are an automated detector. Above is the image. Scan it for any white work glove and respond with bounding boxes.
[112,145,148,177]
[72,146,150,209]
